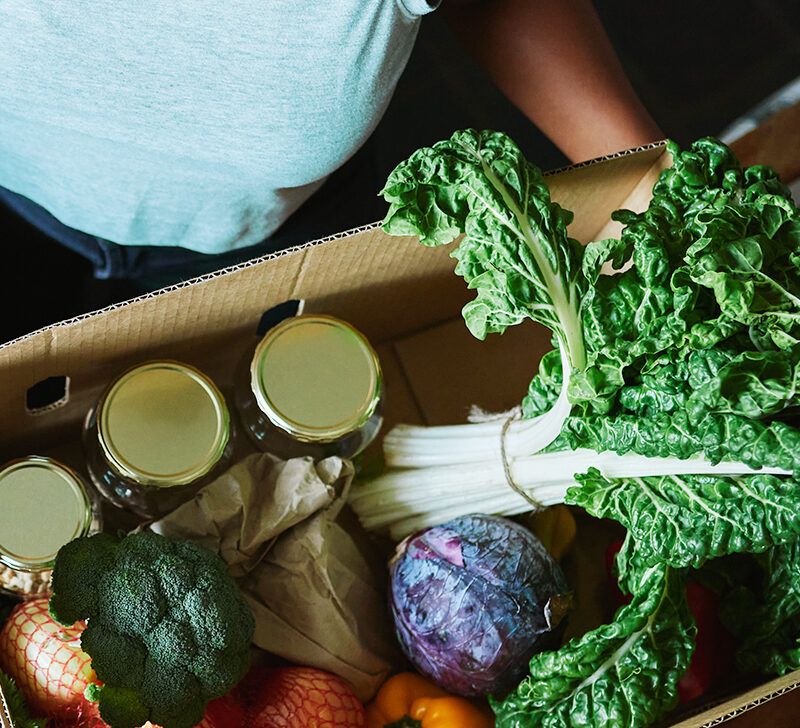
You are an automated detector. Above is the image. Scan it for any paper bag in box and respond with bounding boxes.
[150,453,400,701]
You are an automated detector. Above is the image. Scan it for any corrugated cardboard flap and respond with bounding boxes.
[674,671,800,727]
[0,142,669,455]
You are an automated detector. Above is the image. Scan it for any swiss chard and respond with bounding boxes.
[376,130,586,469]
[720,541,800,675]
[382,129,586,368]
[567,468,800,569]
[552,411,800,473]
[494,550,694,728]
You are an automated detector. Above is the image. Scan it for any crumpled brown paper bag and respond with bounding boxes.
[150,453,399,700]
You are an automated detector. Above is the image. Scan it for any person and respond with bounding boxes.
[0,0,660,293]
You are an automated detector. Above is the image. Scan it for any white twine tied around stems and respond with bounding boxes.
[468,404,545,512]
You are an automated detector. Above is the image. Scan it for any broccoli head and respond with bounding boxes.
[49,531,254,728]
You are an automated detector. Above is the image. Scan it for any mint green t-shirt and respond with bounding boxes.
[0,1,437,253]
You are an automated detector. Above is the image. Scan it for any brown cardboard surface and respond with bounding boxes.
[373,342,425,431]
[593,147,673,242]
[2,140,799,723]
[285,227,469,342]
[673,672,800,727]
[547,142,667,243]
[0,225,462,456]
[392,316,552,426]
[730,101,800,182]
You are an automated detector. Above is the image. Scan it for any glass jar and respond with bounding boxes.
[0,456,101,598]
[235,314,383,460]
[84,360,233,519]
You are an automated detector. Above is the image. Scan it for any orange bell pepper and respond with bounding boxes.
[366,673,493,728]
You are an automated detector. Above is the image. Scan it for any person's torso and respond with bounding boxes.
[0,0,436,252]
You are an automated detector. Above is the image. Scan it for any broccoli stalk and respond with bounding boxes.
[49,531,254,728]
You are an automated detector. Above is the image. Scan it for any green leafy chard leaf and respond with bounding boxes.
[521,347,563,418]
[381,129,586,369]
[567,468,800,569]
[683,192,800,351]
[493,559,694,728]
[686,348,800,422]
[538,343,800,426]
[581,236,630,284]
[551,411,800,474]
[721,540,800,675]
[570,137,800,414]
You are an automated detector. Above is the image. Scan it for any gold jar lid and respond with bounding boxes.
[251,315,382,443]
[97,361,230,487]
[0,457,92,571]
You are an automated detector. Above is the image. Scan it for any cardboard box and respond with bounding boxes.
[1,141,798,726]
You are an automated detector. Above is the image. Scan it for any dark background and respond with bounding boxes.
[2,1,799,343]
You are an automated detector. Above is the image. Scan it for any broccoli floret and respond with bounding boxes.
[142,656,204,728]
[190,645,249,700]
[49,531,254,728]
[99,562,166,637]
[92,685,150,728]
[49,531,116,625]
[81,620,147,690]
[151,550,196,605]
[145,618,196,669]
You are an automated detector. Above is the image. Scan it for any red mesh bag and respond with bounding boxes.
[0,598,96,719]
[234,665,366,728]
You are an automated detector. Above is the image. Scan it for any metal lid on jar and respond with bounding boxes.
[251,315,382,443]
[97,361,230,487]
[0,457,93,571]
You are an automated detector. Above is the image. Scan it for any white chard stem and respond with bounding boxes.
[383,346,573,468]
[349,447,791,540]
[350,333,792,539]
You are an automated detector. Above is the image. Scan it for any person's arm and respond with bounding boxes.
[442,0,662,162]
